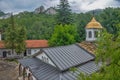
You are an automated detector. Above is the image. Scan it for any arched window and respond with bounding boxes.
[88,31,92,38]
[3,51,7,58]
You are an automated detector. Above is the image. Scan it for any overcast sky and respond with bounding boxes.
[0,0,120,14]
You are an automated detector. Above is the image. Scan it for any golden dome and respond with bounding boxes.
[86,17,103,29]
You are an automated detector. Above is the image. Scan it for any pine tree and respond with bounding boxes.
[15,26,26,54]
[4,14,26,55]
[4,14,17,54]
[56,0,73,25]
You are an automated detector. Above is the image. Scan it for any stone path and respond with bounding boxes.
[0,60,19,80]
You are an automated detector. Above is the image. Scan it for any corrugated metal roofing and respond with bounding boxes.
[19,58,99,80]
[62,61,99,80]
[19,58,60,80]
[18,58,40,67]
[43,44,95,71]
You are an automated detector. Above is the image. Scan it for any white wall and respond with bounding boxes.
[32,76,37,80]
[20,65,37,80]
[26,68,31,76]
[0,34,1,40]
[26,48,40,56]
[36,52,56,67]
[31,49,40,55]
[0,48,40,58]
[86,29,99,42]
[0,49,23,58]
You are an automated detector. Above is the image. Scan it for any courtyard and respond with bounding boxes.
[0,59,18,80]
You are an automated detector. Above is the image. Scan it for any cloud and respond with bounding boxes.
[44,0,59,8]
[0,0,45,13]
[69,0,120,12]
[0,0,120,14]
[42,0,120,13]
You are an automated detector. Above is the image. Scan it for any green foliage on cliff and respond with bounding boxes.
[0,8,120,43]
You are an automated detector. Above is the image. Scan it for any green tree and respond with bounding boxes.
[56,0,73,25]
[15,26,26,54]
[49,25,78,46]
[99,8,120,35]
[77,29,120,80]
[4,14,26,54]
[75,13,92,42]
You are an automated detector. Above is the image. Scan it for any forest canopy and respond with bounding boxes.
[0,8,120,42]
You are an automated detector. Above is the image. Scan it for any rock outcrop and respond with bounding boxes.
[45,7,57,15]
[34,6,45,14]
[34,6,57,15]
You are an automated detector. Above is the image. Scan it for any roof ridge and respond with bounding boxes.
[43,44,76,50]
[42,44,95,71]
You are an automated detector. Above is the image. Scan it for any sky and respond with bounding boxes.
[0,0,120,14]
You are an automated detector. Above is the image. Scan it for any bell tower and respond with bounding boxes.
[85,17,103,42]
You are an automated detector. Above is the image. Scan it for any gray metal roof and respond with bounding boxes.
[29,62,60,80]
[61,61,99,80]
[19,58,99,80]
[19,58,60,80]
[18,58,41,67]
[43,44,95,71]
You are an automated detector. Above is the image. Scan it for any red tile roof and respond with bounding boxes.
[25,40,48,48]
[0,41,5,48]
[0,40,48,49]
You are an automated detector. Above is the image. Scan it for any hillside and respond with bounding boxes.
[0,7,120,41]
[0,10,5,16]
[87,9,103,15]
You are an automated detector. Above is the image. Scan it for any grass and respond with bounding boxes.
[5,58,18,64]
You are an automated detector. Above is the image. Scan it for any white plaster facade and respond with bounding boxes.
[0,48,41,58]
[26,48,40,56]
[0,34,1,40]
[36,52,56,67]
[0,49,23,58]
[32,76,37,80]
[26,68,37,80]
[86,29,100,42]
[19,65,37,80]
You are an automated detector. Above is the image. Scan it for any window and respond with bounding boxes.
[34,50,37,52]
[94,31,98,38]
[42,56,49,63]
[88,31,92,38]
[45,58,49,63]
[42,56,44,59]
[7,51,11,55]
[28,49,31,54]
